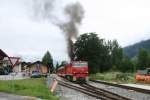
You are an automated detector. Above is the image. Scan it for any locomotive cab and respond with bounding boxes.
[72,61,89,81]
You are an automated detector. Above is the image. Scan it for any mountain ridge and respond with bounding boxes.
[123,39,150,58]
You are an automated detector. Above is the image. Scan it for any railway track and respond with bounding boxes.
[90,79,150,95]
[58,80,131,100]
[80,83,131,100]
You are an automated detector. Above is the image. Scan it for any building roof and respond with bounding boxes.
[0,49,8,60]
[26,61,47,68]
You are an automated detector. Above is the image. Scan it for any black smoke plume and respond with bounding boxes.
[59,2,84,60]
[32,0,84,60]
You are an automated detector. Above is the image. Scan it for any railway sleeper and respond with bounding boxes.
[81,84,131,100]
[58,82,112,100]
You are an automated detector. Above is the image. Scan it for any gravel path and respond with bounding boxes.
[89,81,150,100]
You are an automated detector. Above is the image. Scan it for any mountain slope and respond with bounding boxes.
[123,39,150,58]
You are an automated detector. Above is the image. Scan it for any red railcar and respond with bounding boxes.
[57,61,89,81]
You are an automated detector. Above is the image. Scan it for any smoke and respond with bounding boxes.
[32,0,55,20]
[59,2,84,60]
[32,0,84,60]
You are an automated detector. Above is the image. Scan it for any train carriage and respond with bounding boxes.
[57,61,89,82]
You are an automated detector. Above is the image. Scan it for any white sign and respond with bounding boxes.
[9,57,20,67]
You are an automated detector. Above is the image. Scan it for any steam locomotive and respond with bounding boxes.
[57,61,89,82]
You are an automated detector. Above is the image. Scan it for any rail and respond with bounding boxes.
[80,83,131,100]
[57,80,131,100]
[90,79,150,95]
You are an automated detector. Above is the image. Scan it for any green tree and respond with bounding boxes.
[55,62,60,71]
[120,56,133,72]
[107,40,123,70]
[42,51,53,73]
[148,55,150,67]
[131,58,137,72]
[74,33,111,73]
[137,48,149,69]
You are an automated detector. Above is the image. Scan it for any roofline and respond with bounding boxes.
[26,61,47,67]
[0,49,8,57]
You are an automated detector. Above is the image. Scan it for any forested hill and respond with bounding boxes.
[123,39,150,58]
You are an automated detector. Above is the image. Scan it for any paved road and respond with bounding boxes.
[0,92,39,100]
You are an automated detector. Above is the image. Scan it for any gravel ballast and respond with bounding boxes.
[88,81,150,100]
[47,75,100,100]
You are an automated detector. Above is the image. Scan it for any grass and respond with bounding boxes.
[0,78,58,100]
[90,71,136,84]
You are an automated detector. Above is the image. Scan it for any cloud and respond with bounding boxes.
[79,0,150,46]
[1,0,150,62]
[0,0,68,62]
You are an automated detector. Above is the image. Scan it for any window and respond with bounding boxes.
[72,62,88,67]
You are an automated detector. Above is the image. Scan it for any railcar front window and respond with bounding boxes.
[148,69,150,74]
[73,63,88,67]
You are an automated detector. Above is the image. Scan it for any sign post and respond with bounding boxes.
[50,79,58,93]
[8,57,20,93]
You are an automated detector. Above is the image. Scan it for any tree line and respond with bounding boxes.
[73,33,124,73]
[44,32,150,74]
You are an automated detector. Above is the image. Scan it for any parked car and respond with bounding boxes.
[31,71,41,78]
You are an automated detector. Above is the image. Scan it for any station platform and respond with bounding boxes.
[122,84,150,90]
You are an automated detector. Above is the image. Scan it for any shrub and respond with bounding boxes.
[115,73,129,81]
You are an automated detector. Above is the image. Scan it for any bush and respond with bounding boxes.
[115,73,129,81]
[90,72,136,83]
[0,68,5,75]
[0,66,12,75]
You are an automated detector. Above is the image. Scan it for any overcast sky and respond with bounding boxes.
[0,0,150,62]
